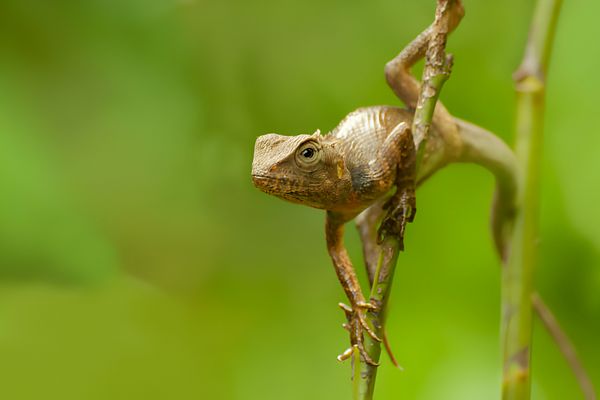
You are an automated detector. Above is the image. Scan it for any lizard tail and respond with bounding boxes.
[383,328,403,370]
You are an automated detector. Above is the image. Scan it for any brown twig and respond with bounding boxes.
[532,295,597,400]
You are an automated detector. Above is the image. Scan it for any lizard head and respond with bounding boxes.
[251,130,352,210]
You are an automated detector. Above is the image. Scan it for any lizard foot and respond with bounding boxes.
[377,186,416,249]
[337,302,382,366]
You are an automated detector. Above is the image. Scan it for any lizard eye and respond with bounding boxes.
[295,141,321,168]
[301,148,315,158]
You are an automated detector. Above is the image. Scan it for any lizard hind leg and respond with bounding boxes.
[384,0,463,112]
[384,2,464,173]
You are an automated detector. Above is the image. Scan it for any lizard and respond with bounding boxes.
[251,1,466,367]
[251,0,587,377]
[252,107,416,366]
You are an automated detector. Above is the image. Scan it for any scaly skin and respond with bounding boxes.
[252,105,417,365]
[252,106,416,214]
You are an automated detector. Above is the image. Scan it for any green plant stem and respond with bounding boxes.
[501,0,562,399]
[458,118,596,400]
[353,237,401,400]
[352,2,457,398]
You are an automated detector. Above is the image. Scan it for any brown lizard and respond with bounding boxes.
[251,0,588,381]
[252,2,465,366]
[252,107,416,366]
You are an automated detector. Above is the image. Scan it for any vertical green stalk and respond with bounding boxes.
[502,1,562,399]
[354,236,401,400]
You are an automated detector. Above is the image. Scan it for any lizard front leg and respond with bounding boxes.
[326,211,381,366]
[350,121,417,368]
[374,123,417,248]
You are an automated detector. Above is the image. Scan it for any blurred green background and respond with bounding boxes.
[0,0,598,399]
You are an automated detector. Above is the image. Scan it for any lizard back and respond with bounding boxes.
[328,106,413,173]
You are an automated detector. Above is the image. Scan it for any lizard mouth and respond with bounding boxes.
[251,174,285,194]
[251,174,329,210]
[251,174,273,187]
[252,174,305,200]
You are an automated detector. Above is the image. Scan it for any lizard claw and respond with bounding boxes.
[358,313,382,342]
[337,343,380,366]
[338,302,381,342]
[356,300,378,310]
[337,346,355,362]
[337,302,382,366]
[338,302,353,314]
[377,185,416,249]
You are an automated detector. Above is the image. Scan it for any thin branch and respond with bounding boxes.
[352,240,401,400]
[532,295,597,400]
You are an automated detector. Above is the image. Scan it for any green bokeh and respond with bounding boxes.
[0,1,598,399]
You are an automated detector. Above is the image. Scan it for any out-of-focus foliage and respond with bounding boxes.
[0,0,597,399]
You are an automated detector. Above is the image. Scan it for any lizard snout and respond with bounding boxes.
[251,134,282,191]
